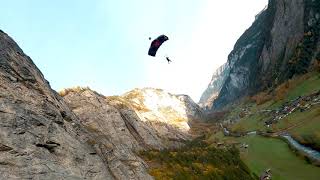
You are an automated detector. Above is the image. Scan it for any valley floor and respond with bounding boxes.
[209,72,320,180]
[212,132,320,180]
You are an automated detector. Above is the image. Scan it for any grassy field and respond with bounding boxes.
[286,72,320,101]
[287,106,320,150]
[211,133,320,180]
[240,136,320,180]
[231,113,266,132]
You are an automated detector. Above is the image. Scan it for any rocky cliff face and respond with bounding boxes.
[60,87,204,178]
[0,30,116,179]
[61,87,202,151]
[198,63,229,109]
[201,0,320,111]
[0,29,203,179]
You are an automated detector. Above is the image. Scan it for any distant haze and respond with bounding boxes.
[0,0,268,101]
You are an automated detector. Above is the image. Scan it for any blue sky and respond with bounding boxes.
[0,0,268,101]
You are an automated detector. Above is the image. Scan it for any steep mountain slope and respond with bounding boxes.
[201,0,320,111]
[0,30,114,179]
[198,63,229,109]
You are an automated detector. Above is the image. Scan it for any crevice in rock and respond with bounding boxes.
[0,143,13,152]
[36,141,60,153]
[119,112,147,148]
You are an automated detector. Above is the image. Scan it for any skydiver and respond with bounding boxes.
[166,57,172,64]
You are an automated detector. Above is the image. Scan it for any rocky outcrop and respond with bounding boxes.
[0,30,115,179]
[202,0,320,110]
[198,63,229,110]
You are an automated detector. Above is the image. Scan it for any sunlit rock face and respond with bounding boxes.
[123,88,204,132]
[198,63,230,110]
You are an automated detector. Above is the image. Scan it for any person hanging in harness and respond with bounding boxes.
[166,57,172,64]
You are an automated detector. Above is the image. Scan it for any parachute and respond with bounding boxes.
[148,35,169,57]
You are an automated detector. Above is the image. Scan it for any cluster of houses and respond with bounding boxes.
[219,90,320,137]
[220,105,253,126]
[260,169,272,180]
[264,90,320,126]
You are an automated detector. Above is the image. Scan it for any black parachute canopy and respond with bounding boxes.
[148,35,169,57]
